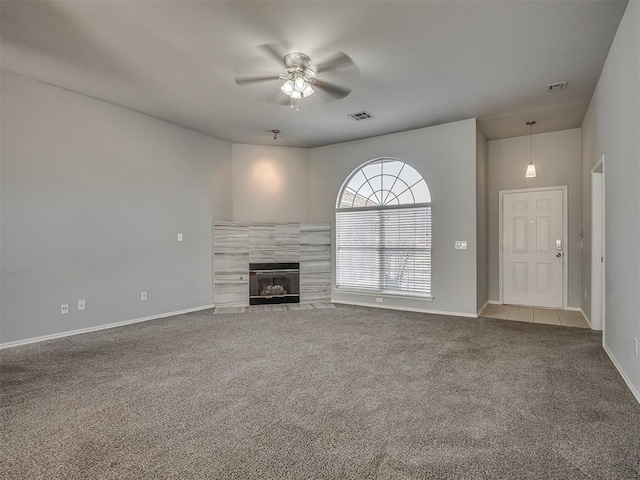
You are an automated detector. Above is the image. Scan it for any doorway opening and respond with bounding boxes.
[591,155,605,331]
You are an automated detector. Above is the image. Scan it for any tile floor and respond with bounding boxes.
[480,303,590,328]
[213,303,336,314]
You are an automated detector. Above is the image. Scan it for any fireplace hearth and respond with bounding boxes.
[249,263,300,305]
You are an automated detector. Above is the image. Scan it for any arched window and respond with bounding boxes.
[336,158,432,296]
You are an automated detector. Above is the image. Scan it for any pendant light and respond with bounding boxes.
[525,120,537,178]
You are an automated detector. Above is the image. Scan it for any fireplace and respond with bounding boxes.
[249,263,300,305]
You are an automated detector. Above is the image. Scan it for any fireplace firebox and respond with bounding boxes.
[249,263,300,305]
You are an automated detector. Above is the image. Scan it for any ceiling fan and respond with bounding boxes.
[234,43,357,110]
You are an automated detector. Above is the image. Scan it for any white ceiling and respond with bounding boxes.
[0,0,628,147]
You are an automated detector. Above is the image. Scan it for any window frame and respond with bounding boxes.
[335,158,432,298]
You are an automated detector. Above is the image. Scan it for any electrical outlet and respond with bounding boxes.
[634,338,638,356]
[455,241,467,250]
[584,289,587,299]
[77,299,86,311]
[61,304,69,315]
[177,233,183,242]
[141,291,148,301]
[376,297,383,303]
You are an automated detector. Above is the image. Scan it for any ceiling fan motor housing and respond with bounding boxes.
[283,53,316,84]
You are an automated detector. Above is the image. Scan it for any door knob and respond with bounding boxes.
[556,253,562,258]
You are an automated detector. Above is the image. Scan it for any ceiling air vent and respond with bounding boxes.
[348,111,374,121]
[547,81,568,92]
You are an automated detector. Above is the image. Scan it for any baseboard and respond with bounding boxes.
[477,300,490,316]
[603,343,640,405]
[332,299,477,318]
[487,300,502,305]
[0,304,215,349]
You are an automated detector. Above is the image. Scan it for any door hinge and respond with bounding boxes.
[601,256,604,263]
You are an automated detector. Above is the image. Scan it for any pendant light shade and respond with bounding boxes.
[526,163,537,178]
[525,120,537,178]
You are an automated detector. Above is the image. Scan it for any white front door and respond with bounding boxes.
[502,189,564,308]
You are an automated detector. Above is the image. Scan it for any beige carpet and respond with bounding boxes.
[2,304,639,479]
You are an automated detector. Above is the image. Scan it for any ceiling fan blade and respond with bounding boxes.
[315,52,356,73]
[313,79,351,100]
[257,43,289,67]
[235,74,282,85]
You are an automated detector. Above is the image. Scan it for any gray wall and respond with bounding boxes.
[1,71,232,343]
[476,124,488,313]
[581,0,639,392]
[581,100,597,321]
[487,129,583,308]
[309,118,479,316]
[231,144,310,223]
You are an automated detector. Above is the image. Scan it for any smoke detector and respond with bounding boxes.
[547,81,568,92]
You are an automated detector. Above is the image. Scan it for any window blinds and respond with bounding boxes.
[336,206,431,295]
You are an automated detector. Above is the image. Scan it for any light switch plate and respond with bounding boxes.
[77,299,86,311]
[455,241,467,250]
[177,233,183,242]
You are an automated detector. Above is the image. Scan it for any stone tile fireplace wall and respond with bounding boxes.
[213,222,331,307]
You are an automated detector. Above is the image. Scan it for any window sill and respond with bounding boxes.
[334,288,433,301]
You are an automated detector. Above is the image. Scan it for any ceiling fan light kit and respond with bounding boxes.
[279,53,317,110]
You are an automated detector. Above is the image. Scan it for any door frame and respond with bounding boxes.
[591,155,605,331]
[498,185,568,308]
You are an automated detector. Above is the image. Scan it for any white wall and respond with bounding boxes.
[1,71,232,344]
[309,118,479,316]
[476,124,488,313]
[581,0,639,395]
[232,144,310,223]
[487,129,583,308]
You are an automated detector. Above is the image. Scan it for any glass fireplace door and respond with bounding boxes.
[249,263,300,305]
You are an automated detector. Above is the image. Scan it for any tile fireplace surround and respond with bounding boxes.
[213,222,331,307]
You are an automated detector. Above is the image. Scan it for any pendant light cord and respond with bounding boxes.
[529,122,532,165]
[526,120,536,165]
